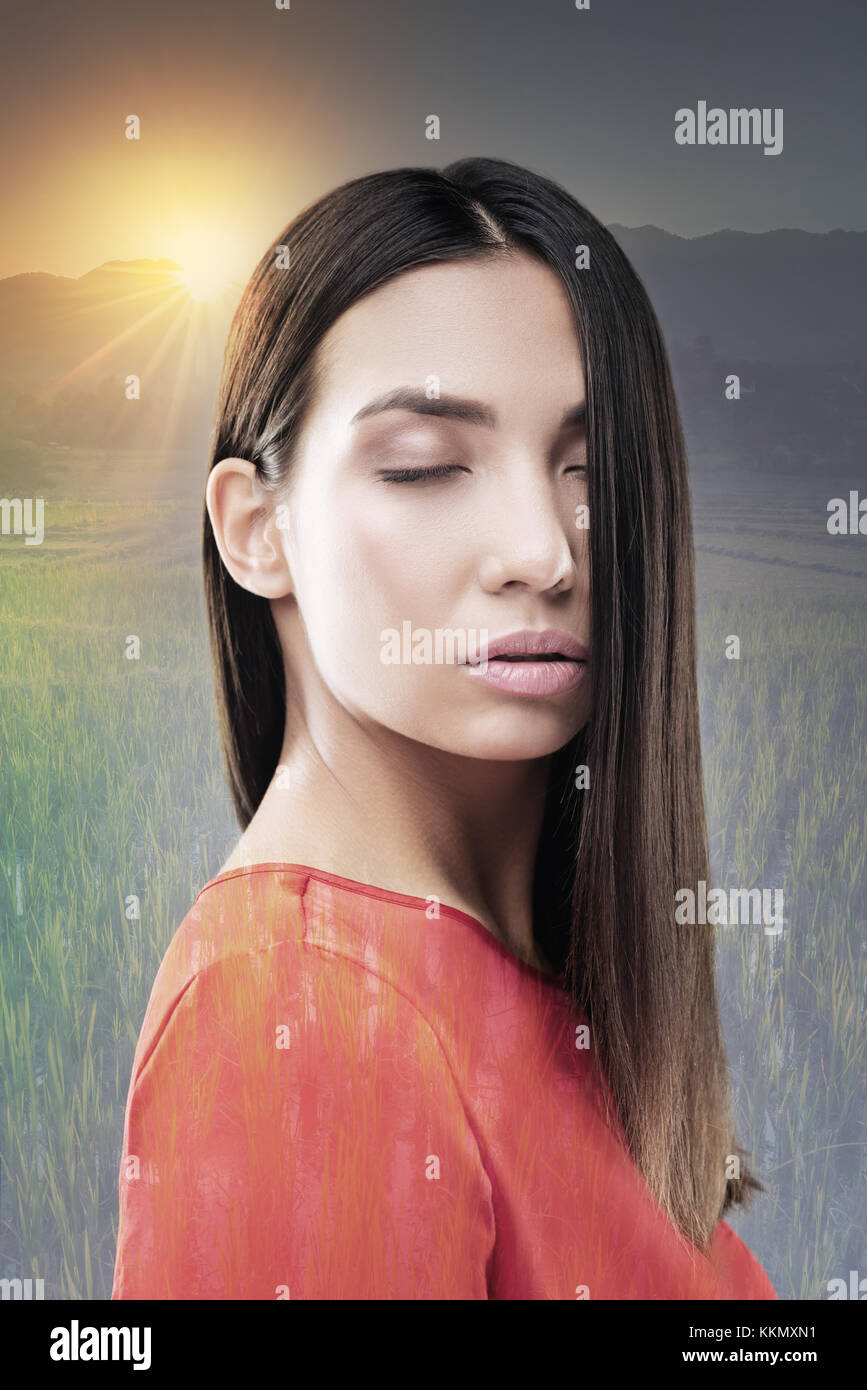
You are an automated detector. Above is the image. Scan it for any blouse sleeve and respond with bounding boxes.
[111,938,496,1300]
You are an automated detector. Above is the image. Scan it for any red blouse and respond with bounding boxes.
[111,863,777,1300]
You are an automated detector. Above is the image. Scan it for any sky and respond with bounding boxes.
[3,0,865,281]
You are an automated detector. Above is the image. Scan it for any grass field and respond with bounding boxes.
[1,471,864,1299]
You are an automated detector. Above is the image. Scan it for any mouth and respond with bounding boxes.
[462,632,589,697]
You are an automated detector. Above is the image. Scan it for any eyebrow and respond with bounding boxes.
[349,386,586,431]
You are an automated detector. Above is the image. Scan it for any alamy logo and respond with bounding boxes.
[675,101,783,156]
[675,881,785,935]
[827,491,867,534]
[826,1270,866,1299]
[0,1276,44,1299]
[0,497,44,545]
[50,1320,152,1371]
[380,622,489,667]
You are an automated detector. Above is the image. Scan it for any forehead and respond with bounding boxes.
[310,253,585,425]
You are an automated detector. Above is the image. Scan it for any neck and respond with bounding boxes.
[232,704,555,973]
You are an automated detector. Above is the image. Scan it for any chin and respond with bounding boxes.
[417,717,585,762]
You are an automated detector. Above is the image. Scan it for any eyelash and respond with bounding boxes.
[380,463,467,484]
[379,463,587,484]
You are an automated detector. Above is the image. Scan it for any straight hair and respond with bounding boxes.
[203,156,762,1250]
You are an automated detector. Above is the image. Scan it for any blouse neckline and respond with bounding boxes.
[197,860,565,987]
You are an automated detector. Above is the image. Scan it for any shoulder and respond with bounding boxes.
[117,872,496,1295]
[126,867,305,1085]
[710,1219,777,1300]
[128,866,464,1103]
[115,869,496,1299]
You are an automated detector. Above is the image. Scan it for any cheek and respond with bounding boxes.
[293,492,447,687]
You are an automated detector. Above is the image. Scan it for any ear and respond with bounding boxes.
[205,458,293,599]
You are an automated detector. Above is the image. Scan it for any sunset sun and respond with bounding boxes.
[166,228,248,302]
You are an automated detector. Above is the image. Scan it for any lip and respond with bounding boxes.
[469,628,589,662]
[462,628,590,698]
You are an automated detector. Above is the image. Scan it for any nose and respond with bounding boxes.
[475,470,581,595]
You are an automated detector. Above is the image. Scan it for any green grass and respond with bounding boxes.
[0,522,864,1299]
[699,598,866,1297]
[0,558,236,1298]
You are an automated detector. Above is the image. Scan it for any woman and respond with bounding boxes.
[112,156,776,1299]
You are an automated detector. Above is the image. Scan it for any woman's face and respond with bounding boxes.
[275,251,592,761]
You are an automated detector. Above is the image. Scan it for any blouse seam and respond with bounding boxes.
[193,863,563,988]
[130,972,202,1090]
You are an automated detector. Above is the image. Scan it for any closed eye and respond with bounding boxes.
[378,463,468,484]
[378,462,586,484]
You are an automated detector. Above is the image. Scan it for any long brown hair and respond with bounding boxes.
[203,156,762,1250]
